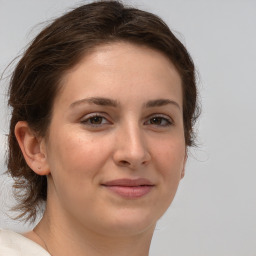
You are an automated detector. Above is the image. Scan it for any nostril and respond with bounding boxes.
[120,160,130,166]
[142,160,147,165]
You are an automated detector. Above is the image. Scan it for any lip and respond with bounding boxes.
[101,178,155,199]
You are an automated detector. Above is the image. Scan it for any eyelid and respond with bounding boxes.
[144,113,174,126]
[79,112,173,127]
[80,112,112,126]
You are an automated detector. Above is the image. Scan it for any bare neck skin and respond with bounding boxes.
[25,214,154,256]
[24,191,155,256]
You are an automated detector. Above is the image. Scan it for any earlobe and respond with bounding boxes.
[15,121,50,176]
[180,152,187,180]
[181,168,185,179]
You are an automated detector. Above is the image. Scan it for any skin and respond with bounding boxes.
[16,42,186,256]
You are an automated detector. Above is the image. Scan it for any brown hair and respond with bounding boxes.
[7,0,200,222]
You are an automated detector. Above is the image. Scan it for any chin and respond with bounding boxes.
[94,207,162,237]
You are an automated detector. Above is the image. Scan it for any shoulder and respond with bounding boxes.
[0,229,50,256]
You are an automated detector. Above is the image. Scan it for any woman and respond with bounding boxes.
[0,1,199,255]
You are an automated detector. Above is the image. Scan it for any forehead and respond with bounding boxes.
[54,42,182,108]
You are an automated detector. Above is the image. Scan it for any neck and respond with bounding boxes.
[33,208,154,256]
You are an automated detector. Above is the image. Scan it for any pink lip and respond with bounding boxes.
[101,178,154,199]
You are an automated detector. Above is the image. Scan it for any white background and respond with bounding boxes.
[0,0,256,255]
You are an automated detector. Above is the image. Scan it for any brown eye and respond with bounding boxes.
[81,114,110,127]
[150,117,163,125]
[145,115,172,127]
[89,116,103,124]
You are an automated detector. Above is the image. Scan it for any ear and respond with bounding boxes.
[15,121,50,176]
[180,151,187,179]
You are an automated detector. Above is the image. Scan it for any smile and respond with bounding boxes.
[101,178,155,199]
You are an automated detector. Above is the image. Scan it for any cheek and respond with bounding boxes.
[152,138,185,184]
[154,135,185,163]
[45,131,108,212]
[47,129,113,183]
[148,138,185,218]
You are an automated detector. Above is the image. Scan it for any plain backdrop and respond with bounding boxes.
[0,0,256,255]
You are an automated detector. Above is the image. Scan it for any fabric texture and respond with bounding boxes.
[0,229,50,256]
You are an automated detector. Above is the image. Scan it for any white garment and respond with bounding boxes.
[0,229,50,256]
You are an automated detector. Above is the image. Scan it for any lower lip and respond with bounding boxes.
[103,185,153,199]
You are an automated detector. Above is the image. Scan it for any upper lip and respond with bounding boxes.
[102,178,154,187]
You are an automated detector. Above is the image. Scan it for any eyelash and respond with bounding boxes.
[80,113,173,127]
[144,114,173,127]
[80,113,110,127]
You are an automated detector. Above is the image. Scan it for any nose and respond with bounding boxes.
[113,124,151,169]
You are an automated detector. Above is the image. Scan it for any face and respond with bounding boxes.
[42,42,186,237]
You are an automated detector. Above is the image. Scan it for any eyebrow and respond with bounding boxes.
[70,97,119,108]
[70,97,180,110]
[145,99,181,110]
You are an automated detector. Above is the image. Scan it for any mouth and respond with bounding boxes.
[101,178,155,199]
